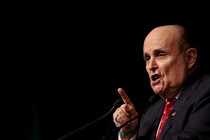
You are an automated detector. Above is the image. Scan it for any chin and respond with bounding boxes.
[155,90,169,98]
[153,87,164,94]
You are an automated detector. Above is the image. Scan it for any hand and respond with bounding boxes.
[113,88,138,134]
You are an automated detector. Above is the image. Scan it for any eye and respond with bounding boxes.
[157,52,166,57]
[158,53,165,56]
[144,55,150,61]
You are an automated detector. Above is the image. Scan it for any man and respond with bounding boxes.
[112,24,210,140]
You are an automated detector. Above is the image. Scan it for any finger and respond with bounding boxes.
[119,106,131,118]
[113,112,127,124]
[113,113,118,121]
[118,88,133,105]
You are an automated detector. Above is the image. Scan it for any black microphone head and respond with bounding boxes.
[113,99,122,107]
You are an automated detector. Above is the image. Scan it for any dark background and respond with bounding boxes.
[3,3,210,140]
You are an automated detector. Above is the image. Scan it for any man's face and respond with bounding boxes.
[143,29,188,98]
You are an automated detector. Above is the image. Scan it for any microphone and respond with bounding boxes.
[58,99,122,140]
[100,94,160,140]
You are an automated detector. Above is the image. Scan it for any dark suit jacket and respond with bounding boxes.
[138,69,210,140]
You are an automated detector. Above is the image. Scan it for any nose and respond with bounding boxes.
[147,58,158,71]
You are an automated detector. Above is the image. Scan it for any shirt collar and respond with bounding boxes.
[166,86,184,101]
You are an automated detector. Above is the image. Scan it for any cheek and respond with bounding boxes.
[172,59,187,73]
[145,66,150,74]
[146,69,152,80]
[163,57,184,72]
[165,61,187,82]
[164,64,180,78]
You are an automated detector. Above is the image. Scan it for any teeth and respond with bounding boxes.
[154,75,159,79]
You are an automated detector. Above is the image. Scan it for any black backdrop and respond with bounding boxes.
[4,3,210,140]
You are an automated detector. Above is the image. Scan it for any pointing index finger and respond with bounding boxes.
[117,88,133,105]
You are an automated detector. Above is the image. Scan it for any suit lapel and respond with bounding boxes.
[157,77,199,140]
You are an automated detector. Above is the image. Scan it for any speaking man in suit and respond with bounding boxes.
[112,24,210,140]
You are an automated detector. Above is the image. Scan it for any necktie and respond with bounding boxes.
[156,98,176,140]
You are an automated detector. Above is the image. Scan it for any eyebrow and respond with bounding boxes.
[144,48,166,56]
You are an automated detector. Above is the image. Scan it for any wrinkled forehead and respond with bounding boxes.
[143,30,178,53]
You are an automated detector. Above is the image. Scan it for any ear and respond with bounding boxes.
[186,48,197,69]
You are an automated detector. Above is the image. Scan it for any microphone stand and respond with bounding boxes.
[58,99,122,140]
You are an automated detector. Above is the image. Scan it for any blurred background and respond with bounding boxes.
[3,2,210,140]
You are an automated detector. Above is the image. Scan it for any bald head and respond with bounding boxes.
[144,25,190,52]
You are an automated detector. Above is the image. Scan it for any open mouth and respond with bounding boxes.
[151,74,161,81]
[151,74,161,85]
